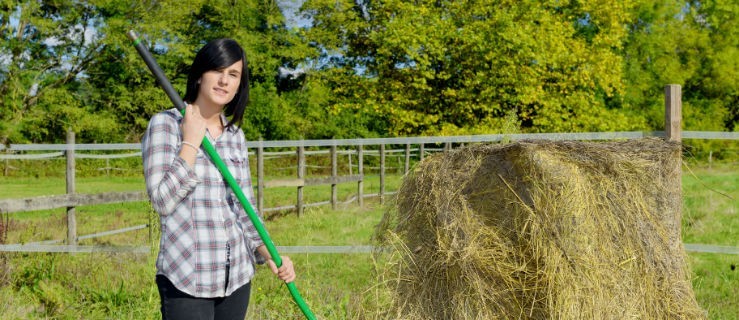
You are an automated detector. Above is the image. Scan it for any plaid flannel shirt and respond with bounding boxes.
[142,108,265,298]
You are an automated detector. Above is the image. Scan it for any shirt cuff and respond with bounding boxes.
[253,240,267,265]
[174,156,200,190]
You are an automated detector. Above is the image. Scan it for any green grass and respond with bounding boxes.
[682,164,738,247]
[0,176,145,199]
[689,253,739,320]
[681,163,738,320]
[0,173,402,213]
[261,174,402,212]
[0,164,736,319]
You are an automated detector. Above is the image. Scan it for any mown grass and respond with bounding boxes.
[682,165,738,246]
[0,163,736,319]
[681,163,738,320]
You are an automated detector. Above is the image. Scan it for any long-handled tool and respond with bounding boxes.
[127,30,316,320]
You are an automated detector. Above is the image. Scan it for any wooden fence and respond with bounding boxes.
[1,84,738,253]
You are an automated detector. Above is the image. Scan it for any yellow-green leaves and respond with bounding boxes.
[305,0,643,135]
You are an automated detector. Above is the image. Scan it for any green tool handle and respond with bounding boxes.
[127,30,316,320]
[200,137,315,319]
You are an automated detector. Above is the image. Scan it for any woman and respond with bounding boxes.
[142,38,295,320]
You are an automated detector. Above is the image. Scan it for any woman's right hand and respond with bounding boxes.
[179,103,206,166]
[182,103,207,146]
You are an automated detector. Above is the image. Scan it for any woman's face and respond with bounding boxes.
[197,60,243,107]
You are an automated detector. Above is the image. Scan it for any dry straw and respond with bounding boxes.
[368,138,705,319]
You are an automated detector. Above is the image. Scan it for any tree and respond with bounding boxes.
[686,0,738,131]
[86,0,320,142]
[302,0,738,136]
[2,0,735,144]
[302,0,644,136]
[0,0,321,143]
[620,0,737,137]
[0,1,109,143]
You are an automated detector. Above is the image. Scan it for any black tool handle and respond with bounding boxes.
[126,30,187,112]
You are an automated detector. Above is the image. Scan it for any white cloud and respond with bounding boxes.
[277,0,313,29]
[279,66,306,79]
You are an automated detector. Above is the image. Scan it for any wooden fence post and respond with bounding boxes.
[380,144,385,205]
[665,84,682,142]
[297,145,305,216]
[331,143,337,210]
[419,143,425,161]
[396,149,401,174]
[664,84,683,274]
[3,151,8,176]
[256,138,264,214]
[358,145,364,207]
[66,129,77,245]
[404,144,411,174]
[347,150,353,175]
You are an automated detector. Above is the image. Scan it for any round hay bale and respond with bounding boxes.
[374,138,705,319]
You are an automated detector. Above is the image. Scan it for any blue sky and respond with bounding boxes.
[277,0,313,29]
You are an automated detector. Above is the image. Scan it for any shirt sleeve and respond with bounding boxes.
[236,130,267,264]
[142,110,200,216]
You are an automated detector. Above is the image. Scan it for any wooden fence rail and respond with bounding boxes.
[0,191,147,213]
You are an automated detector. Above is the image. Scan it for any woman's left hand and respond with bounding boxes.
[267,256,296,283]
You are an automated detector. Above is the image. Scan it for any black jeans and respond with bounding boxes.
[156,275,251,320]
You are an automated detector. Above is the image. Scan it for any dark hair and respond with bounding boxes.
[183,38,249,128]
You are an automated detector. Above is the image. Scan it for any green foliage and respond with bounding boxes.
[0,0,321,144]
[300,0,737,136]
[621,0,738,134]
[0,1,109,144]
[1,0,737,145]
[303,0,646,135]
[242,83,300,140]
[14,254,57,293]
[86,281,135,313]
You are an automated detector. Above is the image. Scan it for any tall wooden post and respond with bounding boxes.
[380,144,385,205]
[4,151,9,176]
[66,129,77,245]
[297,145,305,216]
[331,144,337,210]
[256,138,264,214]
[664,84,684,277]
[347,151,353,175]
[665,85,682,142]
[419,144,425,161]
[358,145,364,207]
[404,144,411,174]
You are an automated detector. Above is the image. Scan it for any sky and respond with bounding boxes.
[277,0,313,29]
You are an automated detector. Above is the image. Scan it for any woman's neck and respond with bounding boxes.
[193,100,224,128]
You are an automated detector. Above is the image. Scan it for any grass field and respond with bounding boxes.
[0,163,736,319]
[680,163,738,320]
